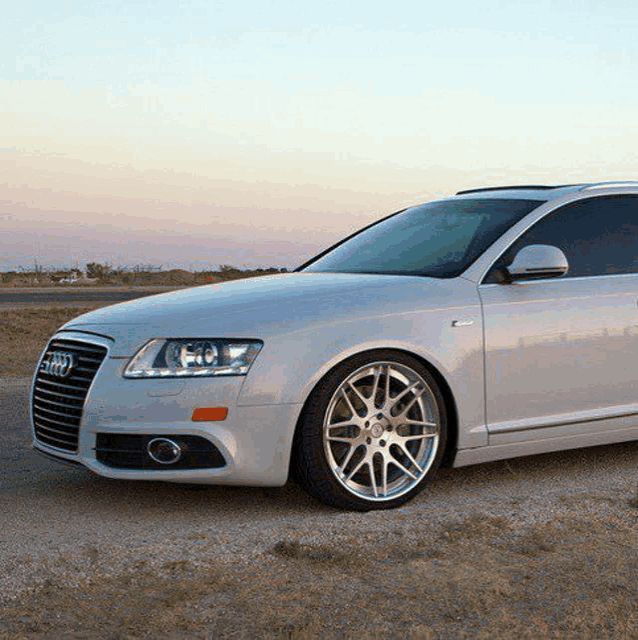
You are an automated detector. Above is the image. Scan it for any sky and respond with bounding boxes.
[1,0,637,271]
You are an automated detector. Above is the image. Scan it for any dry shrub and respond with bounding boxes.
[512,526,557,556]
[270,539,364,569]
[440,512,511,541]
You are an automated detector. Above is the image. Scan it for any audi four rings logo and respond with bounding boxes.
[43,351,76,378]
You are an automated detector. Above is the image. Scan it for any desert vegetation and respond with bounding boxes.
[0,263,289,287]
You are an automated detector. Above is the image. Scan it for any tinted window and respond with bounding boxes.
[485,195,638,282]
[302,198,543,278]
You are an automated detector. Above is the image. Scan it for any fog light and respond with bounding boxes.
[147,438,183,465]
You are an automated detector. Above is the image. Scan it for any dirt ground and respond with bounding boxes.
[1,304,636,639]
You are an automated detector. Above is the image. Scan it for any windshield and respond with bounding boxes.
[301,198,544,278]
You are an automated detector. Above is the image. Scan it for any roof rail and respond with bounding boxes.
[455,185,575,195]
[578,181,638,191]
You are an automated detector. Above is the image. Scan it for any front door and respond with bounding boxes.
[479,194,638,444]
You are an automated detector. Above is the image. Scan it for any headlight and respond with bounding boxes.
[124,339,263,378]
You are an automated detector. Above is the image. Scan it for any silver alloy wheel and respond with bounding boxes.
[322,361,440,502]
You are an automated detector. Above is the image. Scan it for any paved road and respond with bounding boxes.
[0,286,181,309]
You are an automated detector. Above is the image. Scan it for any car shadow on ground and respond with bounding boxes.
[10,439,636,519]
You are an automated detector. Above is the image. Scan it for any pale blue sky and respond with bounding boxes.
[1,0,637,269]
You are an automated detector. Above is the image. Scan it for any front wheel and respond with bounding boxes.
[294,351,447,511]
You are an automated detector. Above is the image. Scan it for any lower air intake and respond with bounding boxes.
[95,434,226,470]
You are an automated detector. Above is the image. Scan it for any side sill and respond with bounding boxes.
[452,427,638,468]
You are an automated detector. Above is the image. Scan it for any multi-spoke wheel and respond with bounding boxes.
[295,351,447,510]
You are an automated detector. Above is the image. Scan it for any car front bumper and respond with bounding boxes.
[30,332,303,486]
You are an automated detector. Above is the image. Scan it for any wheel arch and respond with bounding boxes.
[288,346,459,479]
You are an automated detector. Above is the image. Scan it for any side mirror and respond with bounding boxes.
[506,244,569,281]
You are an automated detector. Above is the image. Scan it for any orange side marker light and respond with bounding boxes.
[192,407,228,422]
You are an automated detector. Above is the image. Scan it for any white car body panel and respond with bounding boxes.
[480,273,638,438]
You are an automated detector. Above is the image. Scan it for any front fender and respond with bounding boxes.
[237,307,487,450]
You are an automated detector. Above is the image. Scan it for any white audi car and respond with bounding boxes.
[30,182,638,510]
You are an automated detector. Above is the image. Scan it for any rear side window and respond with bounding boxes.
[484,195,638,282]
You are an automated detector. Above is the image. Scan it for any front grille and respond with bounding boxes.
[95,434,226,470]
[32,338,108,452]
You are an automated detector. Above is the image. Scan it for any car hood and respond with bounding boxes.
[61,272,470,356]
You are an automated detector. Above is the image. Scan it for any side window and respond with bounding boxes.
[484,195,638,282]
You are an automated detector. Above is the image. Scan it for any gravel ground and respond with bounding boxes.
[1,376,636,602]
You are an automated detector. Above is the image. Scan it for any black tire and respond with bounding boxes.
[294,350,447,511]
